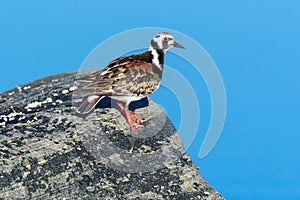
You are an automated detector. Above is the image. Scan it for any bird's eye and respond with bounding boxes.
[164,38,168,41]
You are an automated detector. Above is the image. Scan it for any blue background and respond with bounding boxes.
[1,1,300,199]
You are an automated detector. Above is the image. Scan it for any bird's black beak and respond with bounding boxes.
[173,41,185,49]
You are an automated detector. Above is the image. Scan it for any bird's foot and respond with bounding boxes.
[116,101,144,132]
[128,112,144,132]
[129,122,144,132]
[129,112,143,122]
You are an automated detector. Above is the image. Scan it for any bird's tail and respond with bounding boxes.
[77,95,103,114]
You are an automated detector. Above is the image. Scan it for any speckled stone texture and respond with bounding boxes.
[0,71,224,200]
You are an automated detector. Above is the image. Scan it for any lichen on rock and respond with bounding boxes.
[0,72,224,199]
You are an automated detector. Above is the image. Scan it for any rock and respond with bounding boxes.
[0,71,224,199]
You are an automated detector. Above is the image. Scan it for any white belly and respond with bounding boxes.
[110,95,146,104]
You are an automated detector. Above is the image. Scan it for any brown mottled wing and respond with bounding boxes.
[75,56,128,83]
[76,57,160,97]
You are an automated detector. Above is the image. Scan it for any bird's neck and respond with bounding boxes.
[148,46,165,71]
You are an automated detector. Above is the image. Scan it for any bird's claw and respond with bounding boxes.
[128,112,144,132]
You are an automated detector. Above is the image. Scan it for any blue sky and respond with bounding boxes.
[1,1,300,199]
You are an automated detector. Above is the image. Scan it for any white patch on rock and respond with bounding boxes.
[56,99,63,104]
[41,97,52,104]
[0,116,7,122]
[62,89,69,94]
[7,112,23,118]
[25,97,52,111]
[18,116,26,121]
[8,91,15,96]
[25,101,42,109]
[7,112,23,121]
[0,121,5,127]
[16,86,22,92]
[52,79,59,83]
[23,85,31,90]
[69,86,78,91]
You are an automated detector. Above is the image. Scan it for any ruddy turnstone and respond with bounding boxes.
[76,32,184,131]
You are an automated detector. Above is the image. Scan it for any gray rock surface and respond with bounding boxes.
[0,71,224,199]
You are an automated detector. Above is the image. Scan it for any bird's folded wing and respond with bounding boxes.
[75,56,129,83]
[75,58,160,96]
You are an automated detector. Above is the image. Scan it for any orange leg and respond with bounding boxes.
[116,101,144,131]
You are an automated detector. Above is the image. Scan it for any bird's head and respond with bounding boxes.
[150,32,184,52]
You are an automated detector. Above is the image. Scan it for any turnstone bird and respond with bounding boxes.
[76,32,184,131]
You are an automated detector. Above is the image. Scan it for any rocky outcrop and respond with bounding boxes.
[0,71,224,199]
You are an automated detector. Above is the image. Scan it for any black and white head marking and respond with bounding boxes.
[149,32,184,71]
[150,32,176,52]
